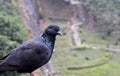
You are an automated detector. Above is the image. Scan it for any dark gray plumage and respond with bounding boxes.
[0,25,61,73]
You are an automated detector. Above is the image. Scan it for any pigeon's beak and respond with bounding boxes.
[57,31,62,36]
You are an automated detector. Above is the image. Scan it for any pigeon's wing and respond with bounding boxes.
[2,40,46,63]
[0,39,49,72]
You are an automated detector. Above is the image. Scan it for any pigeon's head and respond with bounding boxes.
[44,25,62,36]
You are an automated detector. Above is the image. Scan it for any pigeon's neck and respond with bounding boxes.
[42,34,56,51]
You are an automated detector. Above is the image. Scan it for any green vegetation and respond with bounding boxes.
[81,0,120,30]
[0,0,27,58]
[64,61,120,76]
[0,0,28,76]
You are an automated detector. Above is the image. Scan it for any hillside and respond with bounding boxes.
[38,0,120,32]
[48,21,120,76]
[37,0,120,45]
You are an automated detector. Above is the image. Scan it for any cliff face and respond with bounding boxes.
[36,0,72,18]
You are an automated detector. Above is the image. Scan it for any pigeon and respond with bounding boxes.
[0,25,62,73]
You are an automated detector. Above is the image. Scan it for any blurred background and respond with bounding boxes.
[0,0,120,76]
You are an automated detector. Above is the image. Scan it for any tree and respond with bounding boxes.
[0,0,27,76]
[81,0,120,32]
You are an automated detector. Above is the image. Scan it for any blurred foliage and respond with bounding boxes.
[0,0,27,76]
[81,0,120,32]
[0,0,27,57]
[0,18,27,57]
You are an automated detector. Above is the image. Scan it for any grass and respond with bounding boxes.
[64,61,120,76]
[52,34,117,76]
